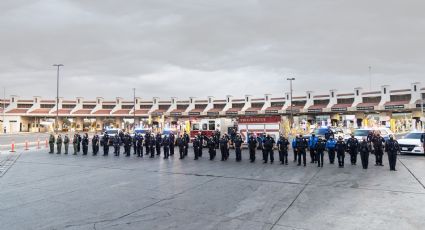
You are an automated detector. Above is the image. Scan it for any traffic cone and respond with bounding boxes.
[10,141,16,153]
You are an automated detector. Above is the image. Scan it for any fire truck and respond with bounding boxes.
[190,118,234,139]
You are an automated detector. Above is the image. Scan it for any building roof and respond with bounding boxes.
[265,106,283,111]
[72,109,92,115]
[384,100,410,106]
[6,109,29,114]
[356,102,379,107]
[93,109,112,115]
[245,107,263,112]
[332,103,352,109]
[132,110,149,115]
[112,109,131,115]
[29,108,52,114]
[308,104,328,110]
[50,109,72,115]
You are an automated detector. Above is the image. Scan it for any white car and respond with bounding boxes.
[347,128,394,141]
[398,131,425,155]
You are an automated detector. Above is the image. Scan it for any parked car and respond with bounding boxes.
[398,131,425,155]
[99,128,121,146]
[348,128,394,141]
[304,127,345,139]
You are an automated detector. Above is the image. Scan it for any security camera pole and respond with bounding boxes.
[287,77,295,129]
[53,64,64,134]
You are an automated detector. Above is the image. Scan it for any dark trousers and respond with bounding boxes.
[164,147,170,159]
[262,149,266,161]
[125,145,131,156]
[310,148,316,163]
[150,146,155,157]
[388,152,397,170]
[57,144,62,154]
[199,146,203,157]
[264,149,274,163]
[179,147,185,159]
[349,150,357,165]
[170,144,175,155]
[249,148,256,162]
[64,144,69,154]
[360,151,369,169]
[77,143,81,152]
[137,146,143,157]
[293,149,298,162]
[279,150,288,164]
[209,148,216,160]
[328,149,335,164]
[145,145,150,155]
[297,149,306,166]
[114,145,120,156]
[235,147,242,161]
[49,143,54,153]
[337,150,345,167]
[184,144,189,156]
[92,145,97,155]
[316,151,324,167]
[103,145,109,156]
[221,147,227,161]
[194,147,199,160]
[375,149,383,165]
[156,144,161,155]
[133,144,137,155]
[83,145,88,155]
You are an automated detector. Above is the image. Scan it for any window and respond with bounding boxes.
[190,99,193,103]
[102,105,115,109]
[40,104,55,108]
[192,123,200,131]
[227,98,230,103]
[246,97,249,102]
[209,98,211,103]
[17,104,32,108]
[62,104,76,109]
[331,92,334,98]
[78,99,80,104]
[337,98,354,104]
[35,98,38,103]
[12,98,14,103]
[172,99,174,104]
[362,97,381,103]
[83,105,95,109]
[136,99,138,104]
[122,105,133,109]
[308,94,311,99]
[390,94,411,102]
[154,99,157,104]
[97,99,100,104]
[356,90,359,96]
[202,123,208,130]
[383,88,387,94]
[414,85,417,92]
[208,121,215,130]
[266,96,269,101]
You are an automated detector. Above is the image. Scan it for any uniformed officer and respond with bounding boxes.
[92,133,99,156]
[124,133,132,157]
[82,133,89,155]
[234,134,243,162]
[132,133,137,155]
[213,131,220,149]
[77,132,82,153]
[64,134,70,155]
[347,134,359,165]
[169,132,175,156]
[385,135,400,171]
[163,134,170,159]
[136,134,144,157]
[219,135,229,161]
[292,136,298,162]
[308,134,318,163]
[198,133,204,158]
[183,131,190,156]
[263,134,275,164]
[247,133,257,163]
[335,136,346,168]
[277,135,289,165]
[48,134,55,154]
[155,133,162,156]
[150,134,156,158]
[193,135,201,160]
[316,137,326,167]
[421,133,425,154]
[176,135,186,159]
[359,137,370,169]
[73,134,78,155]
[373,133,385,166]
[326,136,337,164]
[207,136,216,160]
[56,134,62,154]
[113,134,121,156]
[296,134,308,166]
[102,133,109,156]
[145,131,151,155]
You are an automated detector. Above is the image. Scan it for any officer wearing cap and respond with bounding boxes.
[385,135,400,171]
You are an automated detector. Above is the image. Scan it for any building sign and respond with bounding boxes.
[308,109,322,113]
[357,106,374,111]
[331,107,347,112]
[151,112,163,116]
[286,109,300,113]
[239,116,281,124]
[170,112,182,116]
[265,110,279,114]
[226,111,238,115]
[188,112,200,116]
[245,111,257,115]
[385,105,405,110]
[207,112,219,116]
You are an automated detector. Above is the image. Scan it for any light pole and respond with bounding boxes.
[133,88,136,130]
[53,64,64,133]
[287,77,295,130]
[2,87,5,133]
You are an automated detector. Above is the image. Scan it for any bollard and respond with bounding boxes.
[37,139,40,149]
[25,140,29,151]
[10,141,16,153]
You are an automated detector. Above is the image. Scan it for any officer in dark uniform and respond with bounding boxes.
[162,135,170,159]
[73,134,78,155]
[373,133,385,166]
[113,134,121,156]
[207,136,216,160]
[335,136,346,168]
[277,135,289,165]
[176,135,185,159]
[145,131,151,155]
[219,135,229,161]
[421,133,425,154]
[136,134,144,157]
[292,136,297,162]
[64,134,70,155]
[347,134,359,165]
[183,131,190,156]
[150,134,156,158]
[213,131,220,149]
[77,132,82,153]
[263,134,275,164]
[48,134,55,154]
[193,135,200,160]
[92,134,99,156]
[56,134,62,154]
[102,133,109,156]
[247,133,257,163]
[132,133,137,155]
[296,135,308,166]
[198,133,204,157]
[82,133,89,155]
[316,137,326,167]
[233,134,243,162]
[359,137,370,169]
[169,132,175,156]
[124,133,132,157]
[155,133,162,156]
[385,135,400,171]
[326,136,337,164]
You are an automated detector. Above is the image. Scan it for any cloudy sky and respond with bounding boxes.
[0,0,424,100]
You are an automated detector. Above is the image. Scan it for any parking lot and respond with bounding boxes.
[0,146,425,230]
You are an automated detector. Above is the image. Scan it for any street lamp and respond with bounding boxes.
[287,77,295,130]
[53,64,64,133]
[133,88,136,130]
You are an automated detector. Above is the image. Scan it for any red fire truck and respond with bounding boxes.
[190,118,234,139]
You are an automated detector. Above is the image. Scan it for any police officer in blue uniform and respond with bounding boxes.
[207,136,216,160]
[316,137,326,167]
[359,137,370,169]
[102,132,109,156]
[155,133,162,156]
[308,134,318,163]
[263,134,275,164]
[220,135,229,161]
[347,134,359,165]
[326,136,337,164]
[169,132,175,156]
[136,133,144,157]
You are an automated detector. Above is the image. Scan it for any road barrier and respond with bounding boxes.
[10,141,16,153]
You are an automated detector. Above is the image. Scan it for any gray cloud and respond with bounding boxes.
[0,0,424,100]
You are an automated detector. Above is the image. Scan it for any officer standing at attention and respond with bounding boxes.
[113,134,121,156]
[82,133,89,155]
[56,134,62,154]
[326,136,337,164]
[169,132,175,156]
[48,134,55,154]
[77,132,82,153]
[64,134,70,155]
[136,134,144,157]
[102,132,109,156]
[247,133,257,163]
[155,132,162,156]
[73,134,78,155]
[316,137,326,167]
[193,135,201,160]
[183,131,190,156]
[124,133,132,157]
[198,133,204,157]
[347,134,359,165]
[308,134,318,163]
[162,134,170,159]
[421,133,425,155]
[277,135,290,165]
[385,135,400,171]
[263,134,275,164]
[233,134,243,162]
[207,136,216,160]
[145,131,151,155]
[92,133,99,156]
[176,135,186,159]
[149,134,156,157]
[220,135,229,161]
[132,133,137,155]
[335,136,346,168]
[296,134,308,166]
[359,137,370,169]
[292,136,298,162]
[373,133,385,166]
